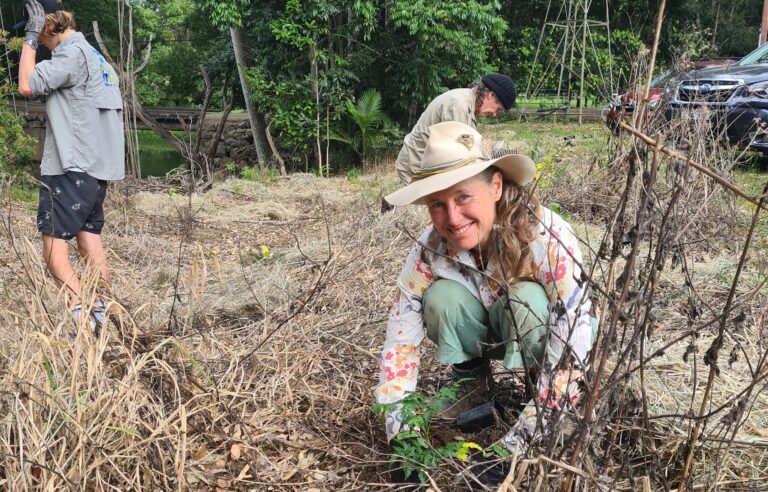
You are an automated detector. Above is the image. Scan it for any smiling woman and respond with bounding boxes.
[376,121,598,483]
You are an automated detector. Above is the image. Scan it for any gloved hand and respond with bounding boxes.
[500,419,531,456]
[383,405,426,483]
[499,368,585,455]
[384,406,404,441]
[24,0,46,43]
[466,454,510,488]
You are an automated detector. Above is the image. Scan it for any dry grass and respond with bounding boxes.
[1,109,767,490]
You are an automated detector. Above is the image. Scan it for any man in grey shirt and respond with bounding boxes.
[18,0,124,335]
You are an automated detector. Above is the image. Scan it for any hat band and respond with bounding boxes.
[412,156,485,181]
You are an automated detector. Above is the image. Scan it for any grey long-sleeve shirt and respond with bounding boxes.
[29,32,125,181]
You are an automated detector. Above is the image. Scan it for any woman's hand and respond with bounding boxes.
[499,368,585,454]
[536,368,584,410]
[384,406,405,441]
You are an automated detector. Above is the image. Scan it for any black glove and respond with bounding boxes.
[24,0,46,43]
[466,455,510,488]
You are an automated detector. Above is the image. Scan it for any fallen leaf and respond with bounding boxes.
[193,445,208,461]
[230,443,241,461]
[236,464,251,481]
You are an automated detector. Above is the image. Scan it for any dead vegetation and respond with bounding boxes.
[2,64,768,489]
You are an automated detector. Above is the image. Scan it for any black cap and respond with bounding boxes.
[481,73,517,110]
[12,0,64,34]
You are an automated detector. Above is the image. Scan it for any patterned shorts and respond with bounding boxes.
[37,172,108,240]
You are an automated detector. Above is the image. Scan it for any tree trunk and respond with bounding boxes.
[264,117,286,175]
[229,26,280,172]
[207,78,234,164]
[711,0,720,51]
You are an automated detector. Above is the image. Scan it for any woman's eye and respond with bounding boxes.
[458,194,470,202]
[429,203,444,210]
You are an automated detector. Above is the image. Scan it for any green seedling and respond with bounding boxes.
[372,382,504,482]
[549,202,570,222]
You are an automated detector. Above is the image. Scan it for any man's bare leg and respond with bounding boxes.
[76,230,109,288]
[42,234,81,306]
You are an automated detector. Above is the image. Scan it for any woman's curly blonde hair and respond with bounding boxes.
[479,166,541,285]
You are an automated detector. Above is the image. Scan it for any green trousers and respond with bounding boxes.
[423,279,550,369]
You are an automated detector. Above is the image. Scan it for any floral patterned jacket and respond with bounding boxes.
[376,208,595,439]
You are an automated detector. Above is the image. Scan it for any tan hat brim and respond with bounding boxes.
[385,154,536,207]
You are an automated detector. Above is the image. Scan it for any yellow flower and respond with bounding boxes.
[260,245,271,258]
[454,442,483,461]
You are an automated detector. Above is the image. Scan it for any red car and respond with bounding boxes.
[604,59,737,131]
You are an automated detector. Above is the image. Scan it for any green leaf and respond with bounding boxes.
[42,354,57,393]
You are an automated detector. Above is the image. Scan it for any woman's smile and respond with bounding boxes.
[448,222,474,235]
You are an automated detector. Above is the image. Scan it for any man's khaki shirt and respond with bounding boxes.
[394,88,476,184]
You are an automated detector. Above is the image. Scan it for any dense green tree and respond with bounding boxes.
[0,36,35,172]
[198,0,281,170]
[355,0,508,124]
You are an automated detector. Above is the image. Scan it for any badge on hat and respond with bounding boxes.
[456,134,474,151]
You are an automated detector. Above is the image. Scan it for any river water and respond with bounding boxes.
[136,131,187,178]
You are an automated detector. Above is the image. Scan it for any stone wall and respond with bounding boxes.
[200,118,254,165]
[15,99,256,166]
[17,110,47,161]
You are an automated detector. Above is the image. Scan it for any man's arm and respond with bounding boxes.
[18,0,44,97]
[18,44,37,97]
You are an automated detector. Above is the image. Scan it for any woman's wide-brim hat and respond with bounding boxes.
[385,121,536,207]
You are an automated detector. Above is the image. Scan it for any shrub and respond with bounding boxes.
[1,36,37,173]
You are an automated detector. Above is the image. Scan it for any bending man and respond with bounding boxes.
[394,73,517,185]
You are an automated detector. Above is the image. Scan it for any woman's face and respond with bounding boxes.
[425,172,503,253]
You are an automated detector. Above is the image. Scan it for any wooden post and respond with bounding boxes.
[578,0,588,124]
[761,0,768,46]
[643,0,667,102]
[310,44,323,176]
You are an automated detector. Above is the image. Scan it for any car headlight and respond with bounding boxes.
[747,81,768,99]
